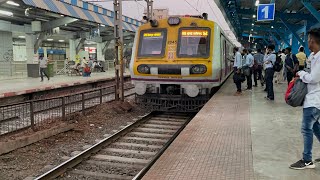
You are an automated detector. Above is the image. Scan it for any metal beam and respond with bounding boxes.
[34,32,46,54]
[279,17,305,46]
[301,0,320,23]
[41,17,78,31]
[76,38,85,54]
[269,32,280,45]
[274,29,290,46]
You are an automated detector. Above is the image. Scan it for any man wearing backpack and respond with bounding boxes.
[285,47,299,84]
[290,28,320,170]
[263,44,276,101]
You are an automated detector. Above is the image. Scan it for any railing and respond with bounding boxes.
[0,83,135,136]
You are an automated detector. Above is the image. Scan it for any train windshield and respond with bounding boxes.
[138,29,167,57]
[178,28,210,58]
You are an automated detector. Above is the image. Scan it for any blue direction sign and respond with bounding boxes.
[257,4,275,21]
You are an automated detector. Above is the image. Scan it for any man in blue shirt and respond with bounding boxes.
[285,47,299,84]
[263,44,276,101]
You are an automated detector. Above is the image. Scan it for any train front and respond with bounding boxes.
[130,16,218,112]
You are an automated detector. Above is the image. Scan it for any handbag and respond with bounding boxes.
[242,66,250,76]
[285,78,307,107]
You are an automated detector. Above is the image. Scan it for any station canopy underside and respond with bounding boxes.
[0,0,141,41]
[218,0,320,47]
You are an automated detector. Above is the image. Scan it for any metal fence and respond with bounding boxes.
[0,83,135,136]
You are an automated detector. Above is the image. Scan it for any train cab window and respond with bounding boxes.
[177,28,210,58]
[138,29,167,57]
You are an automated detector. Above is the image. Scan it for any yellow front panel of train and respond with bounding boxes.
[133,17,215,78]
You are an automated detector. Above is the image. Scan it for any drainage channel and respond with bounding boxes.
[34,111,195,180]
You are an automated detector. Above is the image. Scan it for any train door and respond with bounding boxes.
[220,35,226,80]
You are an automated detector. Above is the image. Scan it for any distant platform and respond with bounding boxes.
[143,78,320,180]
[0,71,130,99]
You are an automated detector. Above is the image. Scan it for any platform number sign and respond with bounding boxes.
[257,4,275,21]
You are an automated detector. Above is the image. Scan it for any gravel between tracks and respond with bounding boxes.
[0,97,150,180]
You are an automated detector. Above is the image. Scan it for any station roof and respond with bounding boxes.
[22,0,142,32]
[218,0,320,46]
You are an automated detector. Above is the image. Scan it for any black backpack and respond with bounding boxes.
[273,53,283,72]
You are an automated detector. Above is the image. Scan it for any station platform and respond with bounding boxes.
[0,71,130,99]
[143,78,320,180]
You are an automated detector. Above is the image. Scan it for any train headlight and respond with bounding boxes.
[168,17,181,25]
[137,65,150,74]
[190,65,207,74]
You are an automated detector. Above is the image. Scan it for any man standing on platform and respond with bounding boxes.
[290,28,320,170]
[285,47,299,84]
[243,49,254,90]
[297,47,307,71]
[263,44,276,101]
[233,47,243,95]
[253,49,264,87]
[39,55,50,82]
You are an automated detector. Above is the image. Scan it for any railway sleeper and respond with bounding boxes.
[71,169,134,180]
[141,123,181,130]
[127,132,172,139]
[134,127,176,134]
[85,160,145,170]
[92,155,149,165]
[146,120,185,126]
[110,142,162,152]
[75,160,141,176]
[150,117,187,122]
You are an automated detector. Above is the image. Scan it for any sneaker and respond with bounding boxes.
[290,159,315,170]
[253,85,258,87]
[264,97,274,101]
[40,80,43,82]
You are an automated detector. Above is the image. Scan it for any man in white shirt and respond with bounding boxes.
[243,49,254,90]
[39,55,50,82]
[263,44,276,100]
[290,28,320,170]
[233,47,243,95]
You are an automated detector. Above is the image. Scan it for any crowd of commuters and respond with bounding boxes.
[233,28,320,170]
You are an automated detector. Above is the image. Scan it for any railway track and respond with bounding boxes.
[35,112,195,180]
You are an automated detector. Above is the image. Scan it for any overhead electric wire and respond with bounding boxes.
[184,0,200,13]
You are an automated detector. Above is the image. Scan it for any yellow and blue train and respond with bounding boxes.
[129,14,235,112]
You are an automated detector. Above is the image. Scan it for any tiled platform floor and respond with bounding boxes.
[143,77,320,180]
[0,70,130,98]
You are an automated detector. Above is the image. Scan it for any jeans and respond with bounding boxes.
[246,68,252,89]
[287,71,294,85]
[265,68,274,99]
[40,68,49,81]
[83,72,91,77]
[234,67,241,92]
[253,65,263,86]
[302,107,320,161]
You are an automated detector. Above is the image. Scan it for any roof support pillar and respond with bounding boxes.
[301,0,320,23]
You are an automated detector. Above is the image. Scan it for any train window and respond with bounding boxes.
[177,28,210,58]
[138,29,167,57]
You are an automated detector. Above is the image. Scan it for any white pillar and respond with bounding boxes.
[69,39,76,62]
[97,42,105,62]
[25,33,35,64]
